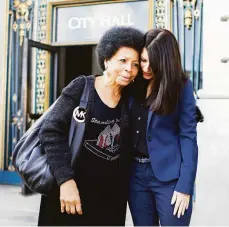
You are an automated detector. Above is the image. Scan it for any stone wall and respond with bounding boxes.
[193,0,229,225]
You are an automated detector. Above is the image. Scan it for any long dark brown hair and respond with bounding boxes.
[144,28,188,115]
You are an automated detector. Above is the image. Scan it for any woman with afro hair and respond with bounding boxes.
[37,26,144,226]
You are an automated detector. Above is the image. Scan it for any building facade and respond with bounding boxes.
[0,0,203,184]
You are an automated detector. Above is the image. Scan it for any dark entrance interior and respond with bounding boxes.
[58,45,102,95]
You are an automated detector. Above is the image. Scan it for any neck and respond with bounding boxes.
[101,76,123,97]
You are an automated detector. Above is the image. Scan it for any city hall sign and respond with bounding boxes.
[68,14,134,29]
[52,1,148,44]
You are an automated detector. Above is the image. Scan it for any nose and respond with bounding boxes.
[142,62,151,72]
[125,63,132,72]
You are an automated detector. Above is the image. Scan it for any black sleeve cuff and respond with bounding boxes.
[53,165,75,186]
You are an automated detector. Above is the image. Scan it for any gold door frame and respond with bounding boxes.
[0,0,10,170]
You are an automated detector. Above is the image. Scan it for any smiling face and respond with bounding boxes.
[140,47,154,80]
[104,47,140,86]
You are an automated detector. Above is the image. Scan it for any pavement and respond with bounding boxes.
[0,185,40,226]
[0,184,133,226]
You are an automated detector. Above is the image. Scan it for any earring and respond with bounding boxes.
[103,68,108,77]
[103,64,108,76]
[132,79,135,83]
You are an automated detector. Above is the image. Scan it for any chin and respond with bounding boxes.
[116,79,131,87]
[143,74,153,80]
[118,81,130,87]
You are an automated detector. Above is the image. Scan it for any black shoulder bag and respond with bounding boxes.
[12,76,91,195]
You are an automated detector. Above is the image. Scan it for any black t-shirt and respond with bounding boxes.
[74,90,121,190]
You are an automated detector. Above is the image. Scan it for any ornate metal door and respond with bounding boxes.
[21,39,59,134]
[17,38,59,193]
[3,37,59,185]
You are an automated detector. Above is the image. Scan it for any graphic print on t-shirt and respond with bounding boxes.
[84,118,121,161]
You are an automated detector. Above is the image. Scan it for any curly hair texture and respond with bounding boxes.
[96,26,144,71]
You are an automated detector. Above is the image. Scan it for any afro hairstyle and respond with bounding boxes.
[96,26,144,71]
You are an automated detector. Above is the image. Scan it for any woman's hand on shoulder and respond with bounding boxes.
[171,191,190,218]
[60,179,82,215]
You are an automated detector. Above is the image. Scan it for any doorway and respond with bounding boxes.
[58,45,102,95]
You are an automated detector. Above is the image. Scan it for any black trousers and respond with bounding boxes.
[38,181,125,226]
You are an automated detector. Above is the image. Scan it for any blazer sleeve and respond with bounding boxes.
[175,79,198,195]
[38,76,86,186]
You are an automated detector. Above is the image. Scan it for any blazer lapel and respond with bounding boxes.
[147,110,153,131]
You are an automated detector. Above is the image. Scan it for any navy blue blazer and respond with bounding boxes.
[131,79,198,195]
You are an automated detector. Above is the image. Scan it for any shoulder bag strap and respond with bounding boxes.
[69,75,93,167]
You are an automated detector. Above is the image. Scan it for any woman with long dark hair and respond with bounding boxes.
[128,28,198,226]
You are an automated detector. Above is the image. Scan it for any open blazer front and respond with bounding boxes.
[145,79,198,195]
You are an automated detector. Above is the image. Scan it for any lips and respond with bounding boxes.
[143,72,152,77]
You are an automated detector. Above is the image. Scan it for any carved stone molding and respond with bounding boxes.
[36,0,47,114]
[181,0,200,29]
[155,0,166,28]
[12,0,33,46]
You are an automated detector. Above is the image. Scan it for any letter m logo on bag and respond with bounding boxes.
[73,106,86,123]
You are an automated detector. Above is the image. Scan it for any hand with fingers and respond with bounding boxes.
[60,179,83,215]
[171,191,190,218]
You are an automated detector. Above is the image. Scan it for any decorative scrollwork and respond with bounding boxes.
[12,94,17,102]
[13,0,33,46]
[182,0,200,29]
[8,156,15,172]
[12,110,23,130]
[36,0,48,114]
[38,0,47,42]
[155,0,166,28]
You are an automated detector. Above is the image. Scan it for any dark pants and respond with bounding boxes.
[38,189,122,226]
[128,162,192,226]
[38,177,125,226]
